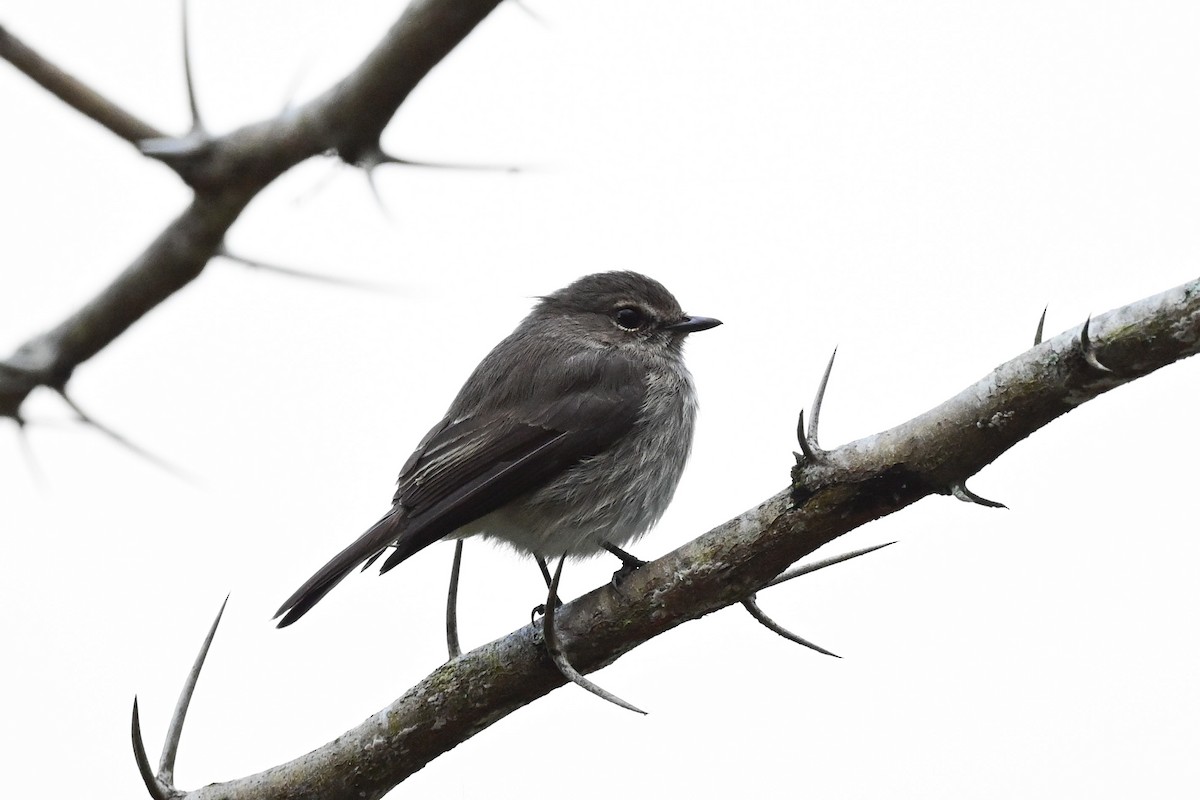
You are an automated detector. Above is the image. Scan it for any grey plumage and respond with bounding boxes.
[275,271,719,628]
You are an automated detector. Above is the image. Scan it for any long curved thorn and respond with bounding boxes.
[1034,305,1048,346]
[543,557,646,715]
[180,0,203,133]
[446,541,463,660]
[54,389,195,482]
[215,246,394,292]
[1079,315,1113,373]
[795,410,818,462]
[807,347,838,449]
[158,595,229,784]
[950,482,1007,509]
[131,697,173,800]
[742,595,839,658]
[768,541,897,589]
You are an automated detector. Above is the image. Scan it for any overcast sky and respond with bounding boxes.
[2,2,1198,798]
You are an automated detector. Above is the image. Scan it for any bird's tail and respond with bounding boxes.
[274,509,404,627]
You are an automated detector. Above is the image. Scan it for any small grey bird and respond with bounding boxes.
[275,271,719,708]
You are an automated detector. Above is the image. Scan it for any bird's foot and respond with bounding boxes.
[602,542,647,594]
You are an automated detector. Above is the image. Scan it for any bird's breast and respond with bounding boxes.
[462,362,699,559]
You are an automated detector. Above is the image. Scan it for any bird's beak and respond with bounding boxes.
[665,315,722,334]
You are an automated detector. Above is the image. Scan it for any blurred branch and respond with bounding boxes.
[0,23,164,144]
[136,278,1199,800]
[0,0,505,423]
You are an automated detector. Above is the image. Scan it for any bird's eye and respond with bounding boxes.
[614,306,647,331]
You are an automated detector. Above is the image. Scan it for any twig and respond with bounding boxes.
[0,23,164,144]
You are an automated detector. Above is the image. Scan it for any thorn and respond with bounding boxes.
[950,482,1007,509]
[364,167,398,219]
[54,389,196,482]
[364,164,395,220]
[352,140,524,217]
[290,158,343,206]
[355,142,402,170]
[278,59,314,115]
[511,0,550,26]
[356,140,524,174]
[742,595,840,658]
[1080,315,1112,373]
[158,595,229,784]
[540,556,646,714]
[1034,305,1047,346]
[14,422,48,488]
[215,246,395,292]
[180,0,204,135]
[767,541,897,589]
[446,541,463,660]
[131,698,172,800]
[807,347,837,449]
[795,409,818,462]
[137,129,211,160]
[383,155,524,173]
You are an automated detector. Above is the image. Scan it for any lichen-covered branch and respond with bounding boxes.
[0,0,505,422]
[792,278,1200,504]
[139,277,1197,800]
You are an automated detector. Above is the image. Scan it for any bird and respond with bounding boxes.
[275,271,720,710]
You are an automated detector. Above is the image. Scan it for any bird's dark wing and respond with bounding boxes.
[274,344,645,627]
[379,346,647,569]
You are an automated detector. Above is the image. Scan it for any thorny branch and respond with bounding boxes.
[0,0,506,422]
[6,7,1199,799]
[132,278,1199,800]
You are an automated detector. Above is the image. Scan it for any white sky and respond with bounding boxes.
[2,2,1198,798]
